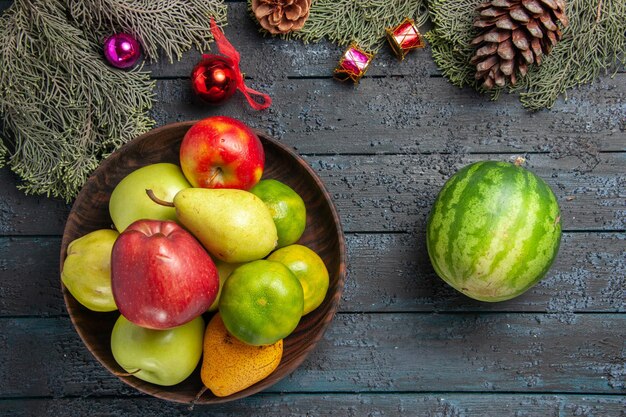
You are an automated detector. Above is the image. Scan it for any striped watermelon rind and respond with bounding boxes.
[426,160,562,302]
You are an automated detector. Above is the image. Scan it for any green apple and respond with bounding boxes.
[208,259,243,312]
[111,315,205,386]
[61,229,119,312]
[109,163,191,232]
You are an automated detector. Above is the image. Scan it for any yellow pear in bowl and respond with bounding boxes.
[61,229,119,312]
[148,188,277,263]
[201,313,282,397]
[208,259,243,312]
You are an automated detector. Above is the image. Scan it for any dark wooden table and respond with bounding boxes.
[1,2,625,416]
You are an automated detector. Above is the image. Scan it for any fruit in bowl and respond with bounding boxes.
[201,313,283,397]
[61,229,119,312]
[109,163,191,232]
[219,260,304,346]
[268,244,330,315]
[208,259,241,312]
[250,179,307,248]
[111,219,219,329]
[180,115,264,190]
[60,118,346,404]
[111,315,205,386]
[147,187,278,263]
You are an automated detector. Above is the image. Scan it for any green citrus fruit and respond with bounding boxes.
[250,179,306,248]
[268,244,329,315]
[219,260,304,345]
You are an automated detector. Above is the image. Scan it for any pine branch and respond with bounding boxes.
[250,0,429,51]
[0,0,155,200]
[68,0,228,63]
[426,29,474,88]
[428,0,626,110]
[0,139,8,167]
[428,0,476,46]
[512,0,626,110]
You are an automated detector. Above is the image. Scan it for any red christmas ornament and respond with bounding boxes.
[386,18,425,60]
[190,18,271,110]
[191,55,237,105]
[103,33,141,69]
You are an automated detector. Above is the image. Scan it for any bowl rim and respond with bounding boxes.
[59,120,347,404]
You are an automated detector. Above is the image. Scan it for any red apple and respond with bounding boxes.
[111,219,218,329]
[180,116,264,190]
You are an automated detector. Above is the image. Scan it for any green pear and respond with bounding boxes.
[149,188,277,263]
[61,229,119,312]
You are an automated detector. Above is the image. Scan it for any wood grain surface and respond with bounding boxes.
[2,314,624,397]
[1,395,624,417]
[0,0,624,415]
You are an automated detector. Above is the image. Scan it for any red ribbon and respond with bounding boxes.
[210,17,272,111]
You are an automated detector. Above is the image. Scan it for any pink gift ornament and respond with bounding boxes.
[386,17,425,60]
[333,43,374,84]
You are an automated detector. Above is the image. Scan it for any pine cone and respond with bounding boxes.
[470,0,569,89]
[251,0,312,35]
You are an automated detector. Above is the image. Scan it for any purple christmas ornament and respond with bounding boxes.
[103,33,141,69]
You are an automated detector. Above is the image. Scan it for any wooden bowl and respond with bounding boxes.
[60,121,346,404]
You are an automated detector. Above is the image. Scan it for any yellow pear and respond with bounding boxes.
[149,188,277,263]
[201,313,282,397]
[61,229,119,312]
[207,259,242,312]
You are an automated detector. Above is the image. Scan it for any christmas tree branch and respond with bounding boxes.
[68,0,228,63]
[0,0,227,200]
[512,0,626,110]
[251,0,429,51]
[0,0,155,200]
[428,0,626,110]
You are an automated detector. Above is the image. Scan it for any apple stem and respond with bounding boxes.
[146,189,175,207]
[207,167,222,187]
[113,368,141,377]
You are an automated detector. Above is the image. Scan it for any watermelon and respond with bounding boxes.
[426,160,561,302]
